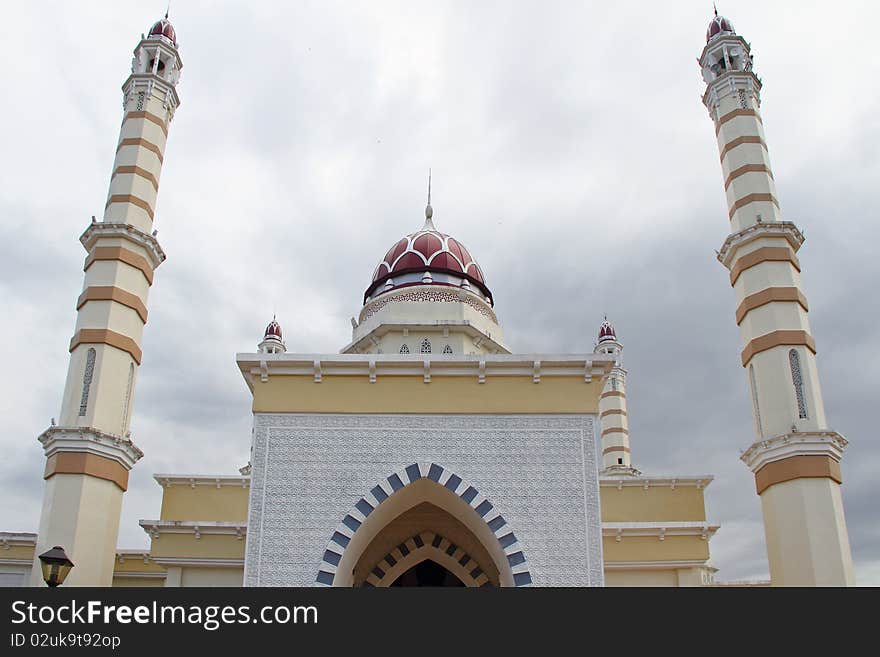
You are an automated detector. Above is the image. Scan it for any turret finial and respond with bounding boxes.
[423,168,436,230]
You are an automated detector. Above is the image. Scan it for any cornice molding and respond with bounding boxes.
[236,352,616,389]
[122,73,180,111]
[115,550,153,564]
[709,579,771,587]
[113,571,166,579]
[600,465,642,477]
[0,532,37,549]
[151,557,244,568]
[599,475,714,490]
[153,474,250,489]
[602,521,720,542]
[139,520,247,541]
[604,559,713,571]
[702,70,762,107]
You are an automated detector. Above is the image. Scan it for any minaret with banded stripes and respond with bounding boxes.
[594,319,639,476]
[700,13,853,585]
[30,16,181,586]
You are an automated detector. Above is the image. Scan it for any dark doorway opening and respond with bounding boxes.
[390,559,465,587]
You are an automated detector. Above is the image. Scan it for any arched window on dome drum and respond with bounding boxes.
[399,344,410,354]
[789,349,808,420]
[78,348,96,417]
[749,364,763,435]
[420,338,432,354]
[443,345,453,354]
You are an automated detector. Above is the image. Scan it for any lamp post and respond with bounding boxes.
[38,546,74,587]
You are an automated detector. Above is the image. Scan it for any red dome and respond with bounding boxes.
[264,318,282,340]
[365,227,492,304]
[598,319,616,343]
[706,15,734,42]
[149,18,177,46]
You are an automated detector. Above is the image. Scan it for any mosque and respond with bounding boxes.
[0,11,855,587]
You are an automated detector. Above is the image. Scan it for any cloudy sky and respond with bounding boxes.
[2,1,877,585]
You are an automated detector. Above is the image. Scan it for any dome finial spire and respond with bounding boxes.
[423,168,436,230]
[714,2,718,17]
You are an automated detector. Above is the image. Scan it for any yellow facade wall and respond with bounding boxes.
[0,546,35,562]
[112,576,164,587]
[602,535,710,563]
[149,534,246,561]
[159,486,249,522]
[252,375,601,414]
[599,486,707,522]
[112,558,165,575]
[180,567,243,587]
[604,569,678,587]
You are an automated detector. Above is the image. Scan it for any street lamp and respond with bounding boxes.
[38,546,74,587]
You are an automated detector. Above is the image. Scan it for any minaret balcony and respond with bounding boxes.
[740,430,847,488]
[717,221,805,269]
[80,221,166,269]
[38,425,144,471]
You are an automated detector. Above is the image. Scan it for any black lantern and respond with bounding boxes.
[38,546,74,587]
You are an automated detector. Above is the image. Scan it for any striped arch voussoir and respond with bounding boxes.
[316,462,533,587]
[362,531,491,587]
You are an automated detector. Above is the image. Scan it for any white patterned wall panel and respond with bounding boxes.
[244,413,603,587]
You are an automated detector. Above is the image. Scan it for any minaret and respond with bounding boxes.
[594,319,639,476]
[30,16,182,586]
[699,13,853,585]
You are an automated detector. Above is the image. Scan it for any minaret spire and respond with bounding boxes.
[423,168,436,230]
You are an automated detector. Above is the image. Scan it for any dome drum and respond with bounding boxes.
[349,282,507,356]
[358,284,499,327]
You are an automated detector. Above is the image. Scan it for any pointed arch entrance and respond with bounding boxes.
[316,462,532,587]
